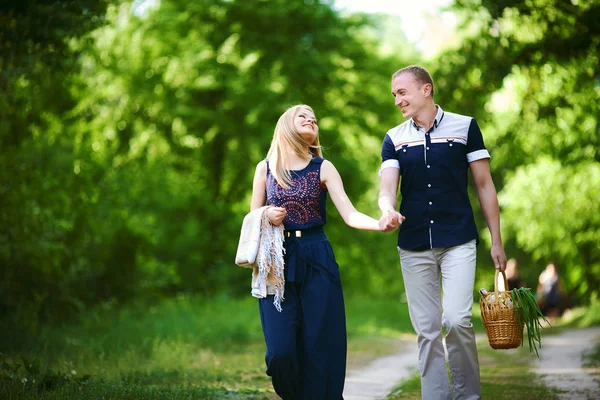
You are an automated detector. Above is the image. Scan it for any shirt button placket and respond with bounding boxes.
[424,131,434,246]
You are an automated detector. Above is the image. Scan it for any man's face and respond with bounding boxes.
[391,73,429,119]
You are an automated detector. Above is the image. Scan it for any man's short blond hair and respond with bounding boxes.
[392,65,434,97]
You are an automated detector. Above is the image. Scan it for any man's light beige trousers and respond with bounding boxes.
[399,240,481,400]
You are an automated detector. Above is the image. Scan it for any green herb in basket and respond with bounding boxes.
[511,287,549,357]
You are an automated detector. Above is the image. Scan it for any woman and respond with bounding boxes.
[536,262,567,318]
[250,104,381,399]
[505,258,523,290]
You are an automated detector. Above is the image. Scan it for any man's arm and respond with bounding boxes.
[470,158,507,271]
[378,168,405,232]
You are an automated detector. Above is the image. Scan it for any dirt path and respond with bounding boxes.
[534,326,600,400]
[343,336,418,400]
[342,327,600,400]
[343,333,487,400]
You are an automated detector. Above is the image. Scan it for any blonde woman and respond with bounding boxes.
[250,104,381,399]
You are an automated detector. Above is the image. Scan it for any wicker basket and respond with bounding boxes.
[480,270,523,349]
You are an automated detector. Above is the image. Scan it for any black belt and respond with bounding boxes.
[283,227,325,239]
[285,230,302,238]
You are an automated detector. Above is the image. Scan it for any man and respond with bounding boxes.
[378,65,507,400]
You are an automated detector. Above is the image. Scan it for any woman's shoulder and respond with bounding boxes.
[316,157,336,169]
[318,158,338,178]
[310,156,326,165]
[255,159,268,173]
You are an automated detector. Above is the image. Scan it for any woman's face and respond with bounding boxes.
[293,108,319,144]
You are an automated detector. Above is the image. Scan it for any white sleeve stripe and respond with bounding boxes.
[467,149,491,163]
[381,159,400,169]
[379,159,400,176]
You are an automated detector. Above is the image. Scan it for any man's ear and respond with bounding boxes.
[423,83,433,97]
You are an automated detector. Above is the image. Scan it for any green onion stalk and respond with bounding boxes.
[510,287,549,356]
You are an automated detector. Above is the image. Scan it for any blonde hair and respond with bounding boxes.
[266,104,322,189]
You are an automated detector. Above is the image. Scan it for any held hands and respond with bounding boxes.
[491,244,507,272]
[266,205,286,226]
[378,209,405,232]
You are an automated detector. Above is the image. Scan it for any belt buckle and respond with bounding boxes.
[295,230,302,238]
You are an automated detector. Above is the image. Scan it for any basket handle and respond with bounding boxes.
[494,269,509,294]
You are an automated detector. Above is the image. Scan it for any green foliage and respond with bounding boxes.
[0,0,414,322]
[511,287,547,356]
[583,342,600,369]
[443,0,600,303]
[500,160,600,301]
[560,293,600,328]
[3,0,600,329]
[0,0,115,322]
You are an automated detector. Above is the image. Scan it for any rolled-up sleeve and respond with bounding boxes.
[466,118,490,163]
[380,134,399,174]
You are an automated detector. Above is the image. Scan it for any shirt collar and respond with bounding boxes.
[411,105,445,131]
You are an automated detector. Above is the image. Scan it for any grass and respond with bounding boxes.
[583,342,600,368]
[3,294,598,399]
[0,295,415,399]
[570,298,600,376]
[556,296,600,328]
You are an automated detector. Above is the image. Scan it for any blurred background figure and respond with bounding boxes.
[536,262,568,318]
[505,258,523,290]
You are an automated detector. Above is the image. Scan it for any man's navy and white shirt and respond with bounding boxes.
[381,105,490,251]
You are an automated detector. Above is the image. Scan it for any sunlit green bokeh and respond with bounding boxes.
[1,2,599,397]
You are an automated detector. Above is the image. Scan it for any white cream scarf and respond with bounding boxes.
[235,206,285,311]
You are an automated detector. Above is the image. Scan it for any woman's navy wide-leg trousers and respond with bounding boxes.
[258,229,346,400]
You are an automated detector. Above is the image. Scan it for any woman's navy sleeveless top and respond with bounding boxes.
[266,157,327,230]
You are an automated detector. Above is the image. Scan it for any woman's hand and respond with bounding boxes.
[267,206,287,226]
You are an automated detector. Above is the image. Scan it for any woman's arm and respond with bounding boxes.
[250,160,286,225]
[250,161,268,211]
[321,160,380,231]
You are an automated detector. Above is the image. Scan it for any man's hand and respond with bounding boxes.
[491,244,507,272]
[378,209,405,232]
